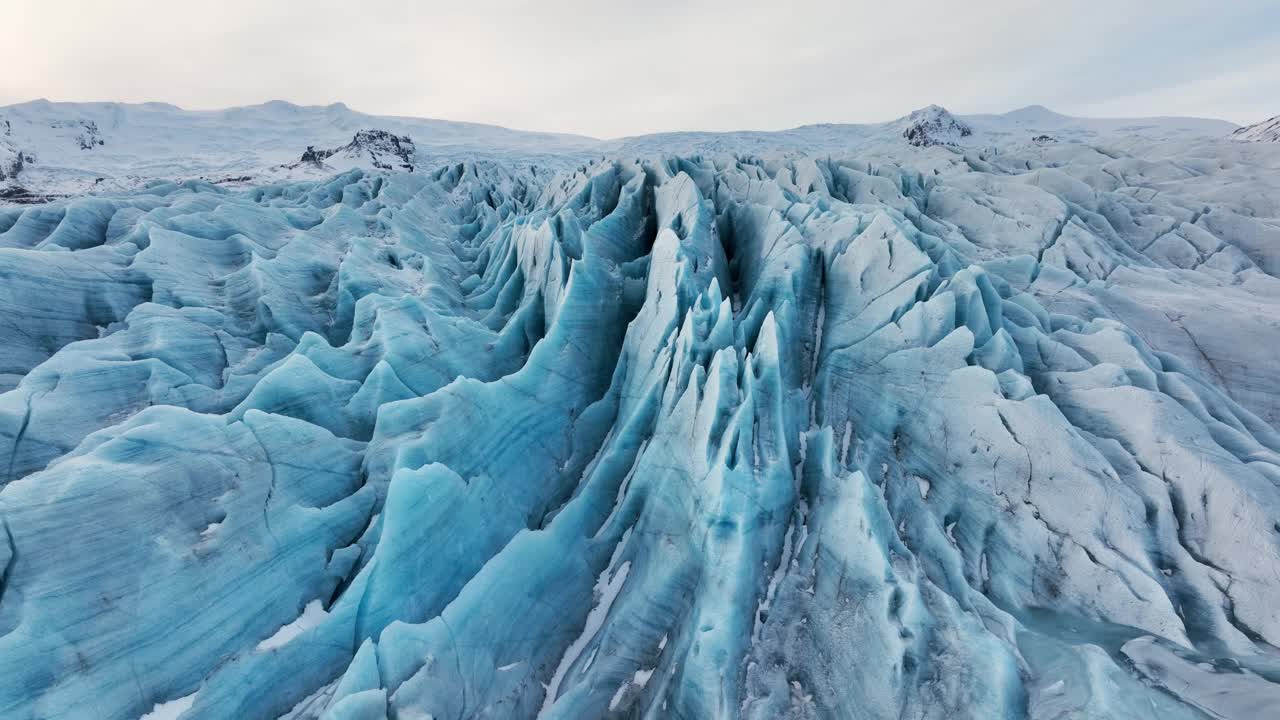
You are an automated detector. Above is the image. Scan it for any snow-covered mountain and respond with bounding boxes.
[897,104,974,146]
[964,103,1239,142]
[1233,115,1280,142]
[0,99,1244,203]
[2,100,1280,720]
[0,99,598,201]
[609,104,1238,157]
[298,129,417,173]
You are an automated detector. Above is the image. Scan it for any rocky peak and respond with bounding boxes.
[900,105,973,147]
[48,119,105,150]
[300,129,416,172]
[1232,115,1280,143]
[0,140,30,181]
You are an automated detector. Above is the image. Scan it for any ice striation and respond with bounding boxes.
[1,132,1280,720]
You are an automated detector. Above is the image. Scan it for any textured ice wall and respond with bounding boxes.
[1,149,1279,720]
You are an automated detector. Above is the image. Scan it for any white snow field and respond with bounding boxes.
[1,101,1279,719]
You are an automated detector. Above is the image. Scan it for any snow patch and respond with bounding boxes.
[255,600,328,652]
[138,692,196,720]
[538,529,633,718]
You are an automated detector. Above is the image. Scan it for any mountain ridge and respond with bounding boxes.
[0,99,1255,203]
[1233,115,1280,143]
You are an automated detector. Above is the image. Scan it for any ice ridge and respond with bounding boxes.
[1,150,1279,719]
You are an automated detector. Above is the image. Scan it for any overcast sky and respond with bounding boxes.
[3,0,1277,138]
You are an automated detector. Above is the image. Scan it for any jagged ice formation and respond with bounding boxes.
[1,146,1280,720]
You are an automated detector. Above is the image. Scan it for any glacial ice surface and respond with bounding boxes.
[2,140,1280,720]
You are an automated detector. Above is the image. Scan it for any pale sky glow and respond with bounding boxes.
[3,0,1277,138]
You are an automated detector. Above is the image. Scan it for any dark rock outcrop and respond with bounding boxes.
[901,105,973,147]
[1232,115,1280,143]
[299,129,416,171]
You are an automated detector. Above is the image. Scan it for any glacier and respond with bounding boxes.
[1,113,1280,720]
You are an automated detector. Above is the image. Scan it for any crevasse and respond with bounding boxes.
[1,154,1278,719]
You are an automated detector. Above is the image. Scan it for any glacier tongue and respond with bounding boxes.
[0,142,1279,720]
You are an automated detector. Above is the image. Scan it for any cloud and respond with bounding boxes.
[1,0,1276,136]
